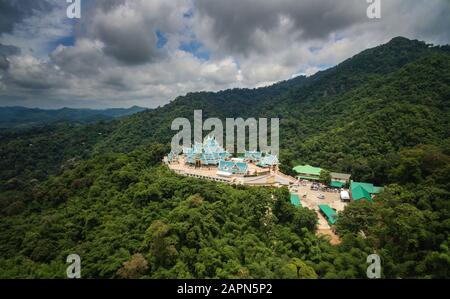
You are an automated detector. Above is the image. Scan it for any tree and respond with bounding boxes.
[116,253,149,279]
[29,240,58,263]
[319,170,332,186]
[132,183,163,203]
[292,208,318,233]
[283,258,318,279]
[273,187,295,223]
[335,201,379,236]
[187,194,203,208]
[144,220,178,268]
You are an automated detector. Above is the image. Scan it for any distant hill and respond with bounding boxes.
[0,106,147,130]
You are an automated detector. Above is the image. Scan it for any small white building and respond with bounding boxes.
[340,190,350,202]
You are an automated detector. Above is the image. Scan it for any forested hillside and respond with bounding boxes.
[92,37,450,184]
[0,37,449,278]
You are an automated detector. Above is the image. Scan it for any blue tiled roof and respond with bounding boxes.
[184,135,230,165]
[218,160,248,174]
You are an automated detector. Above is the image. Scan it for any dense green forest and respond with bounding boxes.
[0,37,449,278]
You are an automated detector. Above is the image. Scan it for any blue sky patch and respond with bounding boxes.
[309,46,322,53]
[183,9,194,18]
[156,31,168,49]
[51,35,76,49]
[179,39,210,60]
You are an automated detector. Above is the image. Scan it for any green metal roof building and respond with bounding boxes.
[350,181,384,203]
[372,186,384,194]
[293,165,323,180]
[330,181,345,188]
[351,186,373,202]
[319,205,337,225]
[290,193,302,207]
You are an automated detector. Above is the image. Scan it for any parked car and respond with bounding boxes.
[311,182,320,191]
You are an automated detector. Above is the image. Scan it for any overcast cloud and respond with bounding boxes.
[0,0,449,108]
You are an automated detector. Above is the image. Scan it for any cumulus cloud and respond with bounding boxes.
[75,0,191,65]
[0,0,449,108]
[0,43,20,70]
[5,54,68,90]
[91,2,158,64]
[0,0,53,34]
[192,0,369,56]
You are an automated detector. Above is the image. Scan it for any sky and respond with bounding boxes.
[0,0,449,109]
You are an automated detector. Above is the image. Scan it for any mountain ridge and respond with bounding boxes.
[92,37,450,166]
[0,105,148,130]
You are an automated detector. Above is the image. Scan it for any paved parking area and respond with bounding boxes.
[290,181,348,244]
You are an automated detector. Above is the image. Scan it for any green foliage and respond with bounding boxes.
[319,170,332,186]
[335,145,450,278]
[284,258,318,279]
[116,253,149,279]
[0,37,449,279]
[0,146,322,278]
